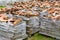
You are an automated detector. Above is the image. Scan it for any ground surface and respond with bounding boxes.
[27,33,55,40]
[0,6,5,8]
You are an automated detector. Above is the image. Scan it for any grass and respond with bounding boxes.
[28,33,55,40]
[0,6,5,8]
